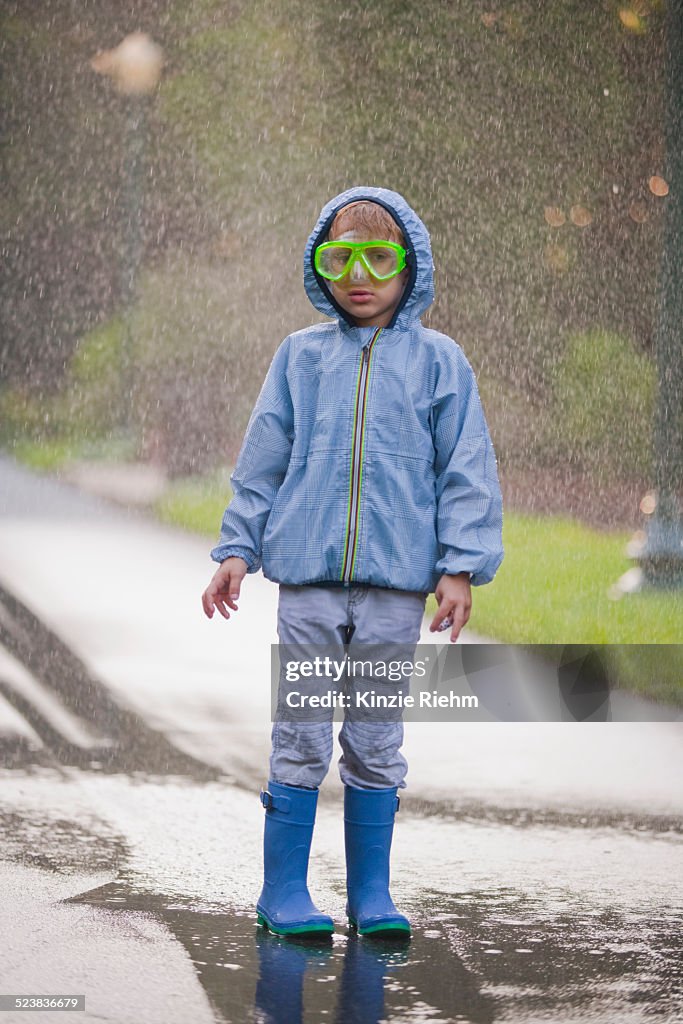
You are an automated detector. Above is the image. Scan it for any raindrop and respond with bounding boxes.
[618,9,646,34]
[90,33,163,96]
[629,201,648,224]
[544,207,566,228]
[648,175,669,197]
[570,205,592,228]
[544,244,569,273]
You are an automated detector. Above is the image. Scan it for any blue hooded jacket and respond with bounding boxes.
[211,186,504,593]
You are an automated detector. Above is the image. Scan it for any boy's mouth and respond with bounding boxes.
[347,289,375,302]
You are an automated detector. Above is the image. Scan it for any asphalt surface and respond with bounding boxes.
[0,454,681,1024]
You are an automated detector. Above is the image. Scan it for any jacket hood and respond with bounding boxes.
[303,186,435,332]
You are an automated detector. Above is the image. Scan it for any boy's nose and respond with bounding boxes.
[350,257,370,282]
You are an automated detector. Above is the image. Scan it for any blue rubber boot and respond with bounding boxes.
[256,781,334,936]
[344,785,411,936]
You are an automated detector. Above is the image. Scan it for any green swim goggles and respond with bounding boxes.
[314,240,407,282]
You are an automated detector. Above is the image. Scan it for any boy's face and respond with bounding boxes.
[329,230,409,329]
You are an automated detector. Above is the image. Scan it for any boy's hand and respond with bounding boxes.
[202,557,248,620]
[429,572,472,643]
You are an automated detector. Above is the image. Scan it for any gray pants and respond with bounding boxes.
[270,584,427,790]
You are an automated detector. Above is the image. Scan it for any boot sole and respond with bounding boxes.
[257,912,334,936]
[348,915,411,936]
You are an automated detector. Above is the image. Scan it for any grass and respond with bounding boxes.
[428,513,683,705]
[10,439,79,471]
[9,435,138,471]
[154,469,232,537]
[459,514,682,645]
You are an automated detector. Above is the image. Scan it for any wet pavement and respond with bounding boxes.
[0,455,681,1023]
[1,766,681,1023]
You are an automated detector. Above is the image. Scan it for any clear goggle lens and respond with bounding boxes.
[315,241,406,282]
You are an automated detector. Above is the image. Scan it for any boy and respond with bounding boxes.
[202,187,503,937]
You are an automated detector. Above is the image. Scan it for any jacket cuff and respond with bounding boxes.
[438,568,475,583]
[210,545,261,573]
[436,557,502,587]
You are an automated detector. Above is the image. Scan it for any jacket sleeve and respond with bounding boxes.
[430,345,504,586]
[210,337,294,572]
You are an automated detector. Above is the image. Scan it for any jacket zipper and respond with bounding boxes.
[340,327,382,583]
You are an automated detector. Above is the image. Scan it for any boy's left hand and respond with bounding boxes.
[429,572,472,643]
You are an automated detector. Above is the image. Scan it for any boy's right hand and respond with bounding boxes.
[202,557,248,620]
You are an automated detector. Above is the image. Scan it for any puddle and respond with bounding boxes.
[62,879,682,1024]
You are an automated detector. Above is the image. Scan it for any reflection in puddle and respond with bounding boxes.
[70,881,494,1023]
[254,930,334,1023]
[69,880,682,1023]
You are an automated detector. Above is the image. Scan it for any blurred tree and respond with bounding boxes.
[0,0,671,483]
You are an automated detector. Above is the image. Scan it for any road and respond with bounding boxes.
[0,455,681,1023]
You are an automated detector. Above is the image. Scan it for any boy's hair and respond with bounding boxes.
[328,201,405,245]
